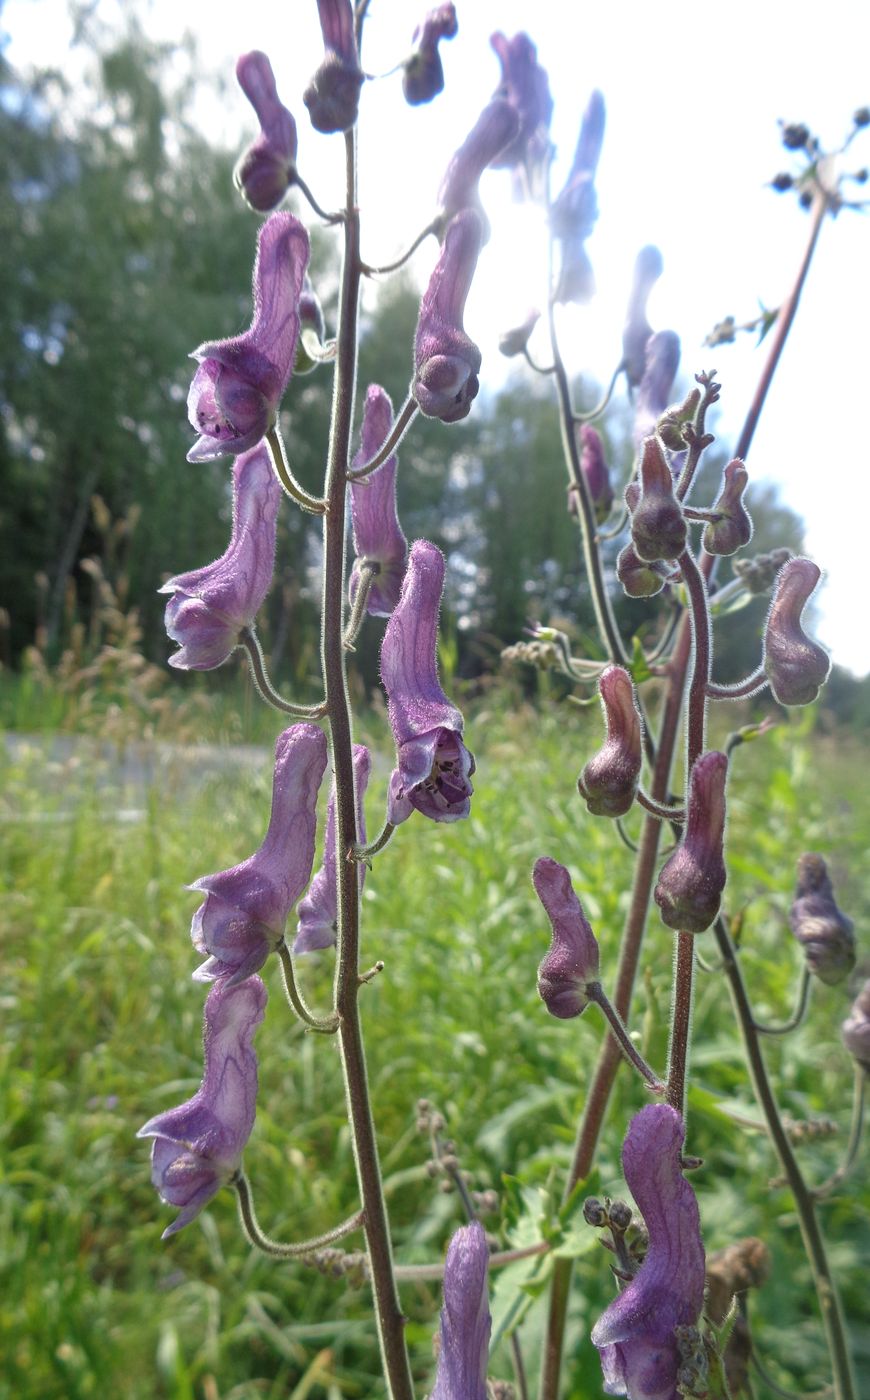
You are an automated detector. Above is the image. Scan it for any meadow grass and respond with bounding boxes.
[1,690,868,1398]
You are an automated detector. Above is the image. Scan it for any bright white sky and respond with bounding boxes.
[6,0,870,672]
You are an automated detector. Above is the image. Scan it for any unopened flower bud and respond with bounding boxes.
[402,4,457,106]
[703,459,753,556]
[781,121,810,150]
[583,1196,608,1227]
[629,436,687,562]
[763,557,831,706]
[655,751,728,933]
[789,853,855,985]
[771,172,794,192]
[616,542,668,598]
[842,981,870,1073]
[578,666,643,818]
[609,1200,633,1232]
[577,425,614,525]
[498,308,540,357]
[733,546,792,594]
[657,388,701,452]
[623,245,663,389]
[533,857,600,1018]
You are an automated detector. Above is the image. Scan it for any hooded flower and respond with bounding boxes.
[303,0,364,134]
[430,1221,491,1400]
[702,459,753,557]
[578,666,643,818]
[572,424,614,526]
[137,975,267,1238]
[533,857,601,1018]
[616,542,669,599]
[633,331,681,449]
[437,98,520,232]
[161,446,282,670]
[403,4,458,106]
[789,853,855,985]
[489,30,553,195]
[380,540,474,824]
[293,745,371,954]
[763,557,831,706]
[233,51,298,212]
[629,436,687,563]
[623,246,664,389]
[413,210,484,423]
[591,1104,705,1400]
[842,980,870,1073]
[190,724,328,983]
[552,90,606,304]
[187,213,309,462]
[655,751,728,934]
[349,386,408,617]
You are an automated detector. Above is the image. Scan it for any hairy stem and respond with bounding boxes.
[276,942,339,1033]
[235,1172,364,1256]
[814,1067,866,1200]
[753,966,812,1037]
[587,982,665,1091]
[238,628,328,717]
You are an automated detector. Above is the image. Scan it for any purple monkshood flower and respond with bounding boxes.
[572,423,614,526]
[437,99,520,232]
[161,446,281,670]
[633,330,681,449]
[578,665,643,819]
[303,0,364,134]
[403,3,458,106]
[623,246,664,389]
[430,1221,491,1400]
[533,857,601,1018]
[413,210,484,424]
[703,458,753,557]
[190,724,328,983]
[138,975,267,1238]
[789,853,855,986]
[655,751,728,934]
[552,90,606,304]
[233,52,298,212]
[629,436,687,563]
[592,1104,705,1400]
[293,745,371,954]
[842,980,870,1074]
[489,31,553,193]
[187,213,309,462]
[380,540,474,824]
[349,385,408,617]
[763,557,831,706]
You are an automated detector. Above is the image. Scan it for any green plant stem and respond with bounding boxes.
[814,1067,866,1199]
[352,821,396,864]
[276,942,339,1034]
[234,1171,364,1256]
[712,914,857,1399]
[346,396,417,480]
[586,982,665,1092]
[361,218,438,275]
[753,966,812,1037]
[343,561,378,650]
[238,628,328,718]
[266,425,328,514]
[320,130,413,1399]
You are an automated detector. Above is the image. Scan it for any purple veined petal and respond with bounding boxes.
[234,52,298,212]
[349,385,408,618]
[414,210,484,424]
[437,99,520,231]
[654,751,728,934]
[303,0,364,134]
[380,541,474,825]
[431,1221,491,1400]
[294,745,371,954]
[188,214,309,461]
[190,724,328,982]
[591,1104,705,1400]
[160,446,282,671]
[403,3,458,106]
[533,857,600,1018]
[137,975,268,1237]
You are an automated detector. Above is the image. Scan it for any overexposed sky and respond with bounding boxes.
[5,0,870,671]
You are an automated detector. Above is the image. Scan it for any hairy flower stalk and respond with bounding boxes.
[187,213,309,461]
[789,853,856,985]
[190,724,327,983]
[381,540,474,824]
[234,51,298,211]
[294,745,371,954]
[138,975,267,1237]
[161,446,281,670]
[348,385,408,617]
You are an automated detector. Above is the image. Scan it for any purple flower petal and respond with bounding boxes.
[234,51,298,211]
[789,852,855,985]
[303,0,364,134]
[552,90,605,304]
[349,386,408,617]
[294,745,371,954]
[592,1104,705,1400]
[431,1221,491,1400]
[138,975,267,1237]
[578,666,643,819]
[437,99,520,230]
[623,246,664,389]
[654,751,728,934]
[191,724,328,982]
[489,31,553,187]
[161,445,281,671]
[403,3,458,106]
[533,857,600,1018]
[380,540,474,824]
[188,213,309,461]
[633,330,681,449]
[414,211,483,424]
[763,557,831,706]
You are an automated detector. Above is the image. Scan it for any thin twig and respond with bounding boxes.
[813,1068,866,1199]
[753,967,812,1037]
[361,219,438,275]
[277,942,340,1033]
[587,983,665,1092]
[343,561,378,650]
[238,628,328,718]
[346,397,417,481]
[235,1171,364,1256]
[294,172,343,225]
[266,425,328,513]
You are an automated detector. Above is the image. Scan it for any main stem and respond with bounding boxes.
[540,193,832,1399]
[321,131,413,1399]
